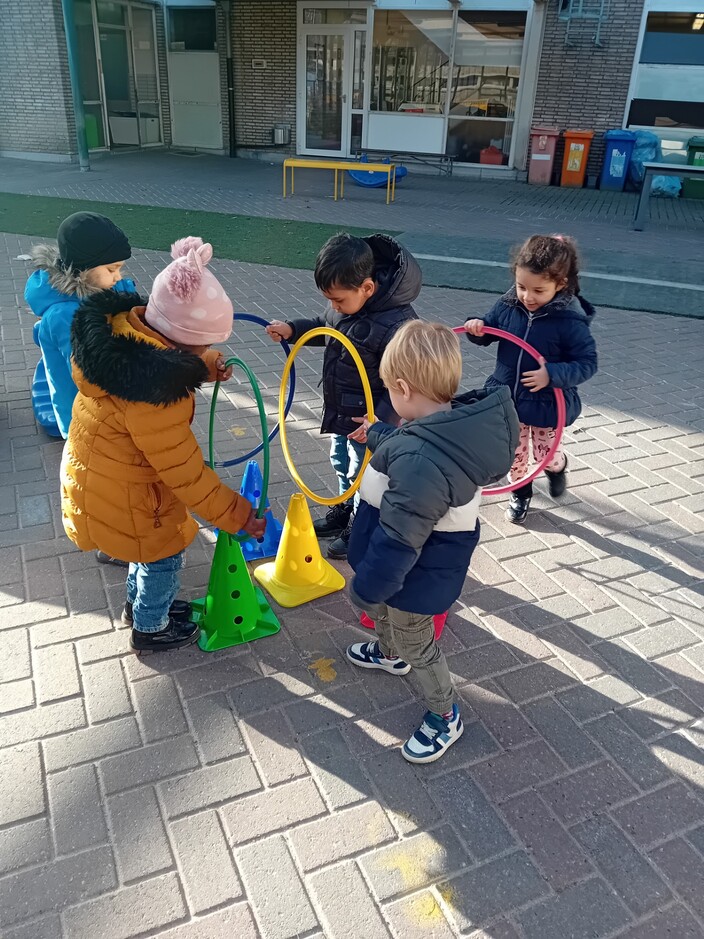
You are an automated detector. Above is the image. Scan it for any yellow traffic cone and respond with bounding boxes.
[254,493,345,607]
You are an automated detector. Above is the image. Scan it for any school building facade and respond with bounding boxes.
[1,0,702,180]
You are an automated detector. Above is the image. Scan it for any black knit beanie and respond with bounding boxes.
[57,212,131,272]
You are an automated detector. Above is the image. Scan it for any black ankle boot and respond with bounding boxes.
[506,482,533,525]
[327,510,355,560]
[313,502,353,538]
[129,617,200,653]
[545,456,568,498]
[122,598,192,627]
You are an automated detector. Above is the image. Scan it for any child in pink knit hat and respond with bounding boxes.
[62,237,266,654]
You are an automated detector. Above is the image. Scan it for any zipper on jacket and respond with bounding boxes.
[149,484,163,529]
[513,312,534,399]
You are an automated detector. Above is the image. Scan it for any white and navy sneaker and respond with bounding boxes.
[402,705,463,764]
[346,640,411,676]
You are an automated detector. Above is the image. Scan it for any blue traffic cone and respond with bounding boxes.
[237,460,284,561]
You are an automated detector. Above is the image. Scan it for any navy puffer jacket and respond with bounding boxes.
[468,288,597,427]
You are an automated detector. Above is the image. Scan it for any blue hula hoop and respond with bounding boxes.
[214,312,296,468]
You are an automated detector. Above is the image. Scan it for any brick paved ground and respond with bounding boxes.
[1,231,704,938]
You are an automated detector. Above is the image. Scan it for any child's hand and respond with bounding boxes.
[266,321,293,342]
[521,360,550,392]
[242,509,267,540]
[348,415,374,444]
[215,356,233,382]
[464,319,485,336]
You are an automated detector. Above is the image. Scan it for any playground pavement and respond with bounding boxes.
[1,169,704,938]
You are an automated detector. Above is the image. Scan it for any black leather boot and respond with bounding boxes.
[506,482,533,525]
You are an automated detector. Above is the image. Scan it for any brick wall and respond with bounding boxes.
[0,0,75,159]
[230,0,297,152]
[532,0,643,179]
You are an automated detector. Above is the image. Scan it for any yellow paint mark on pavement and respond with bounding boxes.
[308,657,337,682]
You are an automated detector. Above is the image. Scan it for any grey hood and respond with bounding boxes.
[30,245,104,301]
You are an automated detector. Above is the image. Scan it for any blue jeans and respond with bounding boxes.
[330,435,366,508]
[126,552,185,633]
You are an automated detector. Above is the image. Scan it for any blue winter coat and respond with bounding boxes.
[348,386,520,614]
[468,288,598,428]
[25,246,135,438]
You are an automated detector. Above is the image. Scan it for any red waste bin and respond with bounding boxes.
[528,126,560,185]
[560,130,594,187]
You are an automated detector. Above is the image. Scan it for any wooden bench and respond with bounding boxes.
[283,158,397,205]
[633,161,704,230]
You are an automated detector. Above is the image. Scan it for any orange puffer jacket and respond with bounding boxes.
[61,290,252,564]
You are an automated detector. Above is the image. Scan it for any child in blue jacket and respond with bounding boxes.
[25,212,134,439]
[464,234,597,524]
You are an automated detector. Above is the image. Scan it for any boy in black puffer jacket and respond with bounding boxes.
[266,233,420,560]
[345,322,519,764]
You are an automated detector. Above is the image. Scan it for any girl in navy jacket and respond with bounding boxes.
[464,235,597,524]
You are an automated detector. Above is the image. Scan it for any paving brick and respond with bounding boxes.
[471,739,566,803]
[612,782,704,848]
[171,811,242,914]
[594,638,673,697]
[516,877,631,939]
[238,707,308,785]
[646,841,704,927]
[154,905,260,939]
[574,608,645,643]
[285,684,372,736]
[47,763,108,854]
[652,731,704,787]
[101,735,200,795]
[385,892,456,939]
[362,750,442,835]
[446,642,522,685]
[430,770,515,861]
[619,690,699,741]
[523,697,601,768]
[585,712,672,789]
[223,776,327,845]
[464,681,538,748]
[302,726,371,808]
[557,674,642,723]
[62,871,187,939]
[626,621,700,660]
[309,861,391,939]
[615,905,704,939]
[174,655,265,699]
[437,851,547,931]
[572,814,672,917]
[33,641,80,704]
[0,845,116,929]
[30,610,110,647]
[361,826,470,901]
[0,599,67,632]
[0,818,51,876]
[76,631,130,663]
[230,671,317,717]
[0,627,30,682]
[107,786,174,882]
[2,915,64,939]
[160,754,261,817]
[236,835,319,939]
[0,677,34,714]
[540,761,637,825]
[83,659,132,723]
[44,716,141,771]
[501,792,592,891]
[494,658,578,704]
[185,691,246,763]
[0,742,45,826]
[132,674,188,742]
[289,800,395,872]
[540,622,606,681]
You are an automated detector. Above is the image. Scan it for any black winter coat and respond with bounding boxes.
[286,235,421,436]
[468,288,598,427]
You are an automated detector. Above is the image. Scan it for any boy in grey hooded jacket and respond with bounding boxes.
[346,321,519,763]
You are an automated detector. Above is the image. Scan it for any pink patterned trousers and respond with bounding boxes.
[510,423,566,483]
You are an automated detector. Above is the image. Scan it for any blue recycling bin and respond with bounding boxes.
[600,130,637,192]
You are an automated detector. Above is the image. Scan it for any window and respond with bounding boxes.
[371,11,452,114]
[303,9,367,25]
[640,12,704,66]
[628,98,704,130]
[169,9,216,52]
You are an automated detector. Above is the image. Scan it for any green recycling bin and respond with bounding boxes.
[682,136,704,200]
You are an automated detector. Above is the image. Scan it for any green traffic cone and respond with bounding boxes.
[191,530,280,652]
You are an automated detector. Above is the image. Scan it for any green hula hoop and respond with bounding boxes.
[208,357,269,543]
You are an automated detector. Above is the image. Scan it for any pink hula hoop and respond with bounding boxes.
[452,325,566,496]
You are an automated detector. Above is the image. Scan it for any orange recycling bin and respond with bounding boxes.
[528,126,560,185]
[560,130,594,187]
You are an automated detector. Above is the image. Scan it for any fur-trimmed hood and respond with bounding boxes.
[71,289,209,406]
[26,245,104,314]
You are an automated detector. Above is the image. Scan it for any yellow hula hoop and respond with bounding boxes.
[279,327,376,506]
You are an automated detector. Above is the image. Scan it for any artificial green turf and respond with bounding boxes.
[0,192,397,269]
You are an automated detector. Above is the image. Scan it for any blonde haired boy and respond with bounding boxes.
[346,321,519,763]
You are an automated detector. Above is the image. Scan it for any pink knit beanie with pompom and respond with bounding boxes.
[145,237,233,346]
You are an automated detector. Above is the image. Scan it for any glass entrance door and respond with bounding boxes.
[303,30,349,154]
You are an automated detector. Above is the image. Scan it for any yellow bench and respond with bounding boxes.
[283,158,397,205]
